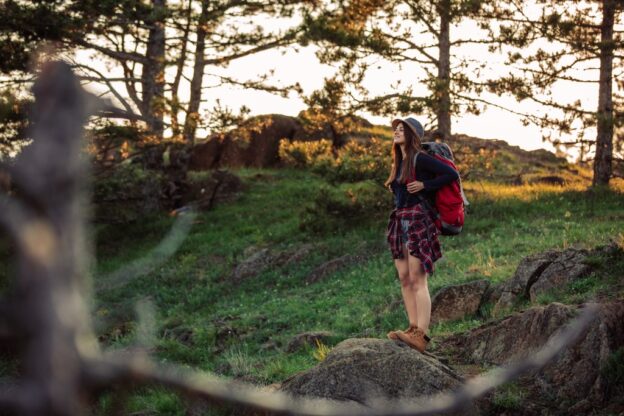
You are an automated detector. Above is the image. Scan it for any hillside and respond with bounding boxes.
[78,169,624,413]
[353,124,593,186]
[189,114,597,187]
[1,120,623,414]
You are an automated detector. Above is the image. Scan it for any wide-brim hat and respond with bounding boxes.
[391,116,425,140]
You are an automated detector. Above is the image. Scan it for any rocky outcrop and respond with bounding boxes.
[279,338,477,414]
[491,247,593,313]
[189,113,376,170]
[437,301,624,413]
[528,248,591,301]
[440,302,577,365]
[231,247,273,283]
[305,254,358,284]
[305,242,382,284]
[188,135,221,170]
[492,249,561,314]
[431,280,491,324]
[293,112,375,147]
[536,301,624,412]
[190,114,302,170]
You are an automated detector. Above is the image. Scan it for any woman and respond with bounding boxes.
[384,116,459,353]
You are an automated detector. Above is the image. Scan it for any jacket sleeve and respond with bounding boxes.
[417,152,459,190]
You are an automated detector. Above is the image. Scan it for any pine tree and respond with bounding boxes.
[301,0,495,138]
[479,0,624,186]
[0,1,315,147]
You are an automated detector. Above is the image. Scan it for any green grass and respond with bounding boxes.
[2,166,623,414]
[490,380,527,411]
[95,169,624,408]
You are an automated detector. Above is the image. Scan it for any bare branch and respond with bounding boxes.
[406,2,440,38]
[69,62,136,115]
[382,32,439,64]
[453,93,544,124]
[204,30,302,66]
[70,39,149,64]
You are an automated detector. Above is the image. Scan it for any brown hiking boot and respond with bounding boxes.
[396,325,431,352]
[386,326,411,340]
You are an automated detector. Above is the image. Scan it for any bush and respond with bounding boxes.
[278,139,334,169]
[299,180,392,234]
[279,137,392,184]
[92,163,166,224]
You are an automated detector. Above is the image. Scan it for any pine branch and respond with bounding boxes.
[381,32,439,64]
[69,38,149,64]
[69,62,137,116]
[452,92,543,124]
[204,29,302,66]
[405,1,439,39]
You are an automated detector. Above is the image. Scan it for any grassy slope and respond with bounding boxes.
[87,165,624,415]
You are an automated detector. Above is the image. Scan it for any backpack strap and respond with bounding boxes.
[418,149,470,207]
[412,152,418,181]
[412,152,440,221]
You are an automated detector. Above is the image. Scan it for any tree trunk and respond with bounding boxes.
[171,0,194,139]
[436,0,452,139]
[183,0,209,146]
[165,1,210,209]
[142,0,167,140]
[593,0,615,186]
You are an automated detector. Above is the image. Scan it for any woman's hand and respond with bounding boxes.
[407,180,425,193]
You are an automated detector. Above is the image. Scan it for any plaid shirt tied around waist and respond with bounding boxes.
[386,203,442,275]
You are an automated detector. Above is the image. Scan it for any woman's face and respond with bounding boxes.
[393,123,405,144]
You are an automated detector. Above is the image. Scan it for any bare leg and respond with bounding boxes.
[406,252,431,334]
[394,243,418,327]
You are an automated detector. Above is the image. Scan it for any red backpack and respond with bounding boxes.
[413,143,469,236]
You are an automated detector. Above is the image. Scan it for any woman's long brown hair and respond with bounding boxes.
[384,121,423,189]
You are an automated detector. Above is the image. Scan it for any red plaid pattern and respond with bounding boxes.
[386,204,442,275]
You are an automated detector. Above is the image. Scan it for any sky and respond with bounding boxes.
[198,44,572,156]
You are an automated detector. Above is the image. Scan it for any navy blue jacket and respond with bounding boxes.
[391,152,459,208]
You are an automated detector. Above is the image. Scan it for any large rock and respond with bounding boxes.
[431,279,490,324]
[528,247,591,302]
[305,242,381,284]
[231,247,273,283]
[493,250,560,313]
[188,136,221,170]
[189,114,302,170]
[491,247,593,313]
[438,301,624,413]
[535,301,624,412]
[189,113,379,170]
[292,112,374,146]
[440,302,576,365]
[279,338,478,414]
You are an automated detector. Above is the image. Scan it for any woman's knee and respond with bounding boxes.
[401,275,427,290]
[407,268,428,290]
[397,269,410,283]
